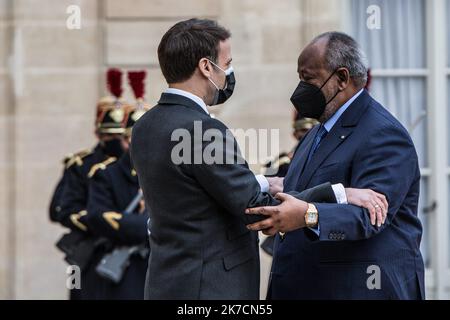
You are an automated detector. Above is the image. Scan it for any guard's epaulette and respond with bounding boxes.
[276,155,291,167]
[267,155,291,172]
[65,148,93,169]
[62,153,74,166]
[88,157,117,178]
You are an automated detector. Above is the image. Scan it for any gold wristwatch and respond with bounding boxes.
[304,203,319,228]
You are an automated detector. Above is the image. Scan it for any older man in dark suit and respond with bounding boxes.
[247,32,424,300]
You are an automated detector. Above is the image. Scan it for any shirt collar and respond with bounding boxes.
[164,88,209,115]
[323,89,364,132]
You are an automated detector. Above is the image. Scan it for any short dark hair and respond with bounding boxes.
[313,32,368,87]
[158,18,231,84]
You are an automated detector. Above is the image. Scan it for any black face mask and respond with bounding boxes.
[290,70,341,120]
[214,70,236,105]
[208,60,235,106]
[102,138,124,158]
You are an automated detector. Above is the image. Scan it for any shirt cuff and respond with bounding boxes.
[255,174,269,193]
[147,218,152,236]
[308,224,320,237]
[331,183,347,204]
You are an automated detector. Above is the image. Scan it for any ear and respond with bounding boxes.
[198,58,212,79]
[336,67,350,90]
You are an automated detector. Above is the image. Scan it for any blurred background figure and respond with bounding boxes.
[260,114,318,256]
[85,70,151,299]
[48,68,128,299]
[263,114,318,178]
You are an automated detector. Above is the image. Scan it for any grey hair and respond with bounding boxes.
[312,32,368,87]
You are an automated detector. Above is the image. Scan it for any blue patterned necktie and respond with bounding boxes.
[305,125,328,166]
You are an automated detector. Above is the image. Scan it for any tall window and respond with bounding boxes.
[349,0,430,265]
[348,0,450,299]
[447,0,450,267]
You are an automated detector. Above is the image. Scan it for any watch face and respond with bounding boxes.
[307,212,316,223]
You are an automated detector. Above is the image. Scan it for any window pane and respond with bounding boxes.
[369,78,428,167]
[448,0,450,66]
[419,177,430,267]
[448,79,450,166]
[350,0,426,69]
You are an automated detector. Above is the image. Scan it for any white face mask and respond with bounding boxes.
[207,59,235,105]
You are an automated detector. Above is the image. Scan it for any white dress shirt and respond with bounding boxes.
[165,88,209,115]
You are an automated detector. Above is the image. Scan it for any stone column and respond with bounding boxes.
[0,0,15,300]
[1,0,102,299]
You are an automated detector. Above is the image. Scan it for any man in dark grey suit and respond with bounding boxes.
[131,19,386,300]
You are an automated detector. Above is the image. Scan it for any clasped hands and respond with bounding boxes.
[246,177,388,236]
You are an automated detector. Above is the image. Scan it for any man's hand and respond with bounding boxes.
[267,177,284,195]
[345,188,388,227]
[246,193,308,236]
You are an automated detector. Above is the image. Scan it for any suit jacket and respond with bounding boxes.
[130,93,337,300]
[269,90,425,300]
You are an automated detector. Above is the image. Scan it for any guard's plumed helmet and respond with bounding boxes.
[124,70,151,136]
[96,68,128,134]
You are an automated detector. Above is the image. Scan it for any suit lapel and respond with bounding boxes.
[297,126,353,191]
[284,126,318,192]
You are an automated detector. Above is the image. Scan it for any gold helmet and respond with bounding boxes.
[124,70,151,136]
[293,117,318,131]
[292,110,318,131]
[96,68,128,134]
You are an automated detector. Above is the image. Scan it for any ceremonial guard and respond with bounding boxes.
[50,68,129,299]
[86,70,151,299]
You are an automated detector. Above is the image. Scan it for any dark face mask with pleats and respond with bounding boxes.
[207,59,236,106]
[290,69,341,120]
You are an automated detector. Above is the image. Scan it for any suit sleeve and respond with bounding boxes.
[288,182,337,203]
[86,170,148,245]
[314,124,420,241]
[187,118,280,225]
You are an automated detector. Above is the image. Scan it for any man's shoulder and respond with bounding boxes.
[135,102,212,130]
[65,146,106,179]
[362,98,411,139]
[88,156,118,179]
[64,148,94,169]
